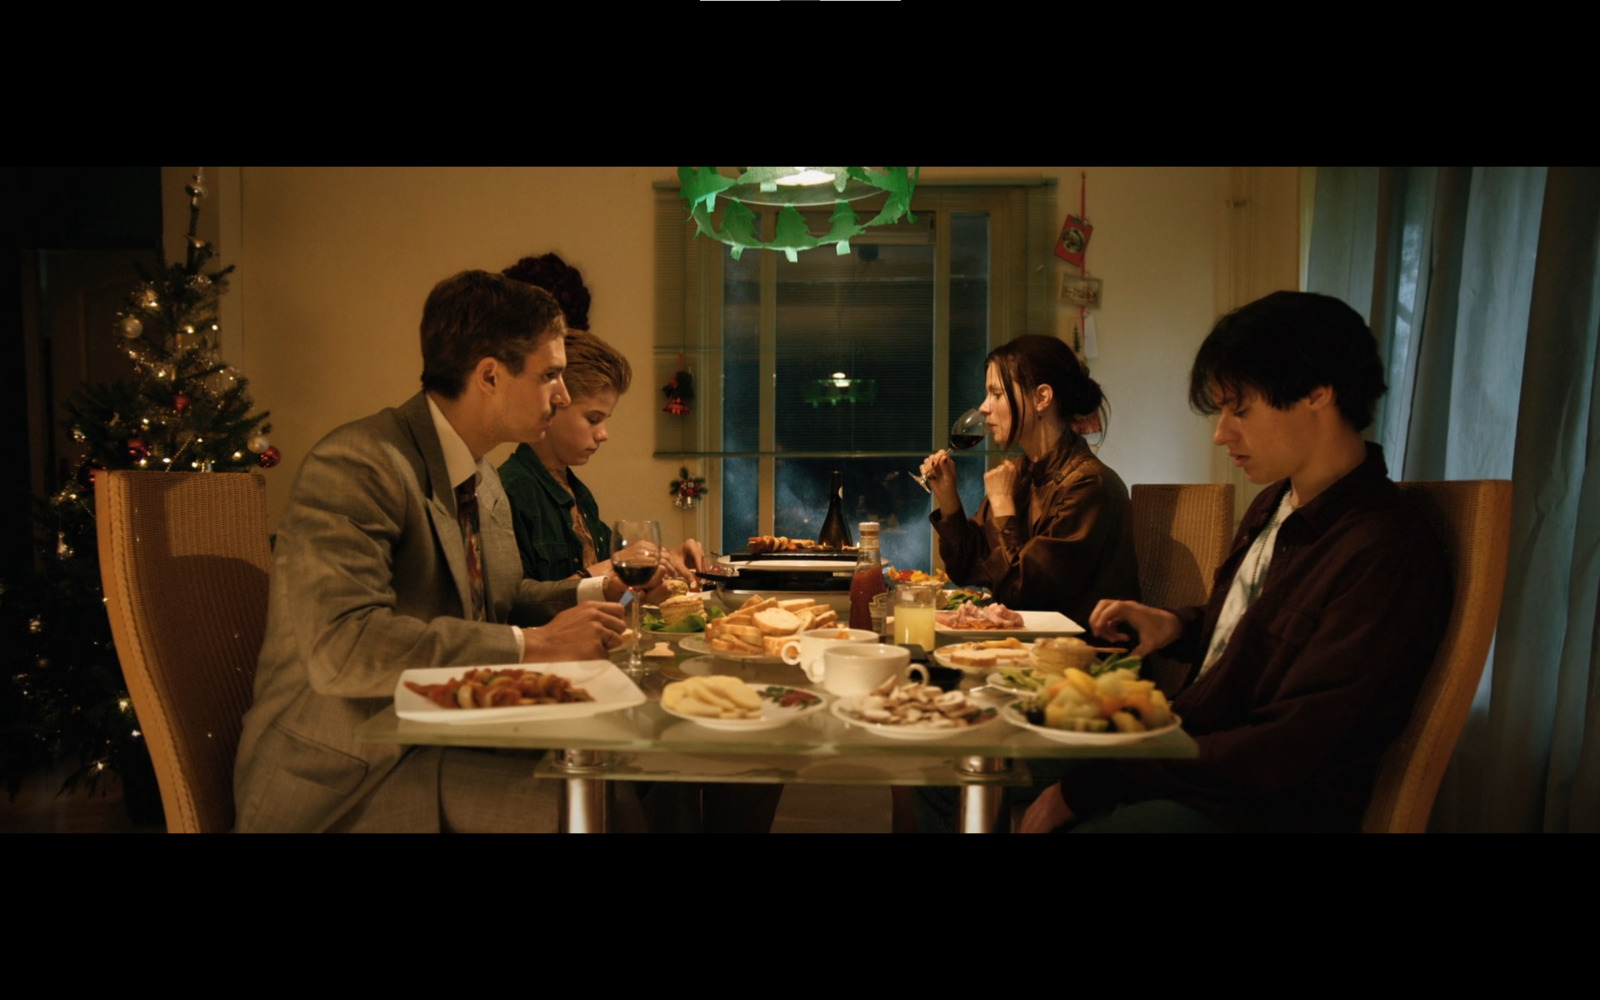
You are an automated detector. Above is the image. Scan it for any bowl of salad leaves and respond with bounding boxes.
[639,598,727,652]
[938,585,992,611]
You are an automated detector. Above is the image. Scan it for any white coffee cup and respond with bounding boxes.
[820,642,930,698]
[781,627,879,683]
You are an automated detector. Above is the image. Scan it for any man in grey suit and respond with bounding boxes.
[234,271,630,832]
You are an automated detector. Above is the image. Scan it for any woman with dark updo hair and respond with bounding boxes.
[918,334,1139,625]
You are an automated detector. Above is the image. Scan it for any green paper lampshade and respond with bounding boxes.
[678,166,920,262]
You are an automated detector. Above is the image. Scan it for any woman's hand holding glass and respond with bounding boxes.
[920,450,963,515]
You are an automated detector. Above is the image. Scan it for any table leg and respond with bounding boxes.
[954,756,1013,834]
[555,749,612,833]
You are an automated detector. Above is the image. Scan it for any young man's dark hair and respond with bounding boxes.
[1188,291,1387,431]
[419,270,566,398]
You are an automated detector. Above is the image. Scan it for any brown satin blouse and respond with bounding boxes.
[929,434,1140,626]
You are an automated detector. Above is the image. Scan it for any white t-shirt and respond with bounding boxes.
[1199,490,1296,678]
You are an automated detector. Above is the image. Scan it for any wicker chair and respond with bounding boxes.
[97,471,272,833]
[1129,484,1235,694]
[1362,480,1512,833]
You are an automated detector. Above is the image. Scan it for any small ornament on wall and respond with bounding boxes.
[1059,272,1102,308]
[663,353,694,417]
[670,467,706,510]
[1055,214,1093,267]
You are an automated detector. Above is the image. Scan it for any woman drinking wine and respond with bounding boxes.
[919,335,1139,626]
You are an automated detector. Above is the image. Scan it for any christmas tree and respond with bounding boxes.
[2,171,277,807]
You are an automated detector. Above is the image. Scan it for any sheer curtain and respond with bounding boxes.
[1308,167,1600,832]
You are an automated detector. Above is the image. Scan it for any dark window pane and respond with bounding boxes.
[774,243,935,453]
[775,457,933,572]
[720,457,759,554]
[723,251,761,452]
[949,213,991,416]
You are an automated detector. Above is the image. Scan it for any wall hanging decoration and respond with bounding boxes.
[670,467,707,510]
[1057,171,1101,362]
[678,167,920,262]
[663,353,694,416]
[1055,212,1093,266]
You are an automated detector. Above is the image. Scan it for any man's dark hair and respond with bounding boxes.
[503,252,590,331]
[1189,291,1387,431]
[420,270,565,398]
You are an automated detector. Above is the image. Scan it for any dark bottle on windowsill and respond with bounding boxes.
[818,470,852,550]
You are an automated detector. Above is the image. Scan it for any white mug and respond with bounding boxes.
[781,627,879,683]
[820,642,929,698]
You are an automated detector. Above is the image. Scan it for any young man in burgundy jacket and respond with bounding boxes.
[1023,291,1451,833]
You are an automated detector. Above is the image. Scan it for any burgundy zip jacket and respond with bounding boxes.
[1056,444,1452,832]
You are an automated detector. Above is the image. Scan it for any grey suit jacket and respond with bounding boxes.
[233,392,577,832]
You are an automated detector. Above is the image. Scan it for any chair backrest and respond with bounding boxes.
[97,471,272,833]
[1128,484,1235,697]
[1129,484,1235,610]
[1362,480,1512,833]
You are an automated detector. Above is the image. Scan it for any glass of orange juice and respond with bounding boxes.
[891,584,938,650]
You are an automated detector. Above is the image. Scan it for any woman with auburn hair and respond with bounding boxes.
[918,334,1138,626]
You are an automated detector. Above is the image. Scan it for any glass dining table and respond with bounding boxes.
[354,650,1196,833]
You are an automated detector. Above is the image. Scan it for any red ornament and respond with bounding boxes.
[76,463,103,489]
[662,369,694,417]
[258,445,281,469]
[173,394,191,413]
[126,437,149,461]
[1055,215,1093,267]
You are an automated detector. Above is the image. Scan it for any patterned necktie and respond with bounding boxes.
[456,475,487,622]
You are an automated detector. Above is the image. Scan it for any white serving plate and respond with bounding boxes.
[934,610,1084,641]
[660,682,827,732]
[1000,703,1183,746]
[829,699,1001,742]
[394,661,645,725]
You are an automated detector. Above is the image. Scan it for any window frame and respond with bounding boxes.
[653,179,1057,559]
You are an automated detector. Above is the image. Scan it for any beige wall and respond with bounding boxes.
[171,166,1297,544]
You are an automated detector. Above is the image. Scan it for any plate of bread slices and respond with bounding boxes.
[931,638,1037,673]
[680,594,842,661]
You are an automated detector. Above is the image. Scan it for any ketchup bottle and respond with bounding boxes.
[849,521,886,633]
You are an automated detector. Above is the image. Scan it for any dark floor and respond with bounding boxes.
[0,761,891,834]
[1,761,164,834]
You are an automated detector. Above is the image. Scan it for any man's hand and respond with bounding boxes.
[1088,599,1182,657]
[1020,783,1075,833]
[679,538,708,575]
[920,450,962,515]
[522,602,626,662]
[983,459,1020,518]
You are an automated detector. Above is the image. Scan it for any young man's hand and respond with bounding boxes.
[1088,600,1181,657]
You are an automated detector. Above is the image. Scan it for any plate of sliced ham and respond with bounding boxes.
[933,605,1085,640]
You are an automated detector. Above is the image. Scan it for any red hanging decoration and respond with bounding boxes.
[669,466,707,510]
[663,351,694,416]
[1056,170,1093,267]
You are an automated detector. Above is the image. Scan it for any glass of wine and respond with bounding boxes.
[912,408,987,492]
[610,519,663,677]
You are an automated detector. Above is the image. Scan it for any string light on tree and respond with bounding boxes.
[4,168,282,808]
